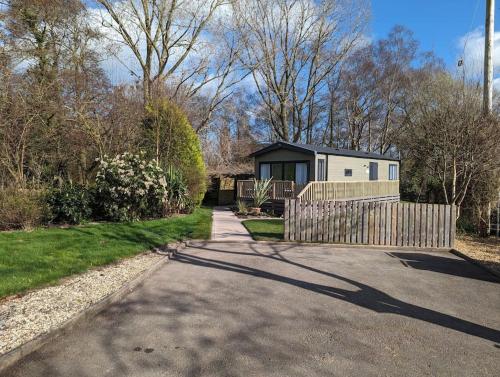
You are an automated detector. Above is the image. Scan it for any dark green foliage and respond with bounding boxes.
[47,184,93,224]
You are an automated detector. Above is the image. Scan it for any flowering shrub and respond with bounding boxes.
[95,153,168,221]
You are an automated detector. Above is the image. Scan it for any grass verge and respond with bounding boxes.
[242,219,284,241]
[0,207,212,299]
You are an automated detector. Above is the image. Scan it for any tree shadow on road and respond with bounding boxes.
[174,245,500,345]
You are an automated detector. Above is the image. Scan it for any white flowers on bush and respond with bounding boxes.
[95,152,169,221]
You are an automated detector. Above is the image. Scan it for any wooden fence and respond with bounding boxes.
[296,180,400,201]
[284,200,456,248]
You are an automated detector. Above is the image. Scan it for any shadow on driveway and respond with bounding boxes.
[175,244,500,344]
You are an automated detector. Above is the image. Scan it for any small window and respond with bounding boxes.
[318,159,326,181]
[389,164,398,180]
[369,162,378,181]
[344,169,353,177]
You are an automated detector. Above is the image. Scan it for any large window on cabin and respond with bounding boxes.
[259,162,308,184]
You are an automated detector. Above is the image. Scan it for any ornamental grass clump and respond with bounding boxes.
[252,178,271,209]
[95,152,168,221]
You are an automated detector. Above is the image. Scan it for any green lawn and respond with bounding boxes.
[0,207,212,299]
[242,219,284,241]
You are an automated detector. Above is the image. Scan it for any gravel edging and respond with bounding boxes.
[0,242,185,373]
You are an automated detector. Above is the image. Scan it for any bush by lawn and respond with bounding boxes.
[242,219,284,241]
[0,207,212,299]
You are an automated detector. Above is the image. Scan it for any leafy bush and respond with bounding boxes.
[95,152,168,222]
[145,99,206,206]
[0,188,47,230]
[46,184,93,224]
[252,178,271,208]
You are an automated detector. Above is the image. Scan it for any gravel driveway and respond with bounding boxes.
[3,242,500,377]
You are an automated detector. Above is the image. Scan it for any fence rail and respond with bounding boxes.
[296,180,400,202]
[284,200,456,248]
[237,180,300,201]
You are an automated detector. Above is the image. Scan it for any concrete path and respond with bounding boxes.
[3,242,499,377]
[211,206,253,241]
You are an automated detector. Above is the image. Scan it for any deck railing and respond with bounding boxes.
[237,180,304,201]
[296,180,400,201]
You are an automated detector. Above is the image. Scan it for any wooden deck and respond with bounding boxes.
[237,180,399,201]
[237,180,400,214]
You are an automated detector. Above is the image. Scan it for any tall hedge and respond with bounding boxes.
[145,100,206,205]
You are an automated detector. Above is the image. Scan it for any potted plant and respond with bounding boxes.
[250,178,271,215]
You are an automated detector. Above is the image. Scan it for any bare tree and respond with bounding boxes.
[94,0,232,104]
[234,0,367,142]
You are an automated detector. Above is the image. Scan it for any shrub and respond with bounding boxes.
[252,178,271,208]
[95,152,168,222]
[236,200,248,215]
[145,99,206,206]
[46,184,93,224]
[164,166,192,214]
[0,188,47,230]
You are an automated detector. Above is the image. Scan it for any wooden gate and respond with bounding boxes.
[284,200,456,248]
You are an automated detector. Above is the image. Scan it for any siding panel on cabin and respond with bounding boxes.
[326,155,399,182]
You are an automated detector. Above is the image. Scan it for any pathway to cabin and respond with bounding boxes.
[211,206,253,241]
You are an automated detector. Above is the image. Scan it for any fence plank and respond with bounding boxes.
[351,202,358,243]
[408,203,414,247]
[444,205,450,247]
[300,200,306,241]
[345,202,352,243]
[294,199,300,241]
[284,200,290,241]
[338,202,345,243]
[390,203,397,246]
[367,202,373,244]
[334,202,341,242]
[362,202,369,244]
[439,204,445,248]
[323,201,329,243]
[450,205,456,248]
[328,201,334,243]
[355,201,361,243]
[425,204,434,247]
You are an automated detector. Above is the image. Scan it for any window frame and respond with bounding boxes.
[389,163,398,180]
[317,159,326,181]
[259,160,310,183]
[369,162,379,181]
[344,169,353,177]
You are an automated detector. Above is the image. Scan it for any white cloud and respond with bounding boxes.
[457,27,500,88]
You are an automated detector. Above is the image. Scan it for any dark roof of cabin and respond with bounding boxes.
[249,141,400,161]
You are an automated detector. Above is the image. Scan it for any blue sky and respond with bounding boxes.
[89,1,499,86]
[370,0,496,72]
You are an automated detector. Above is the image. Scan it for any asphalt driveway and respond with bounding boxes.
[3,242,500,377]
